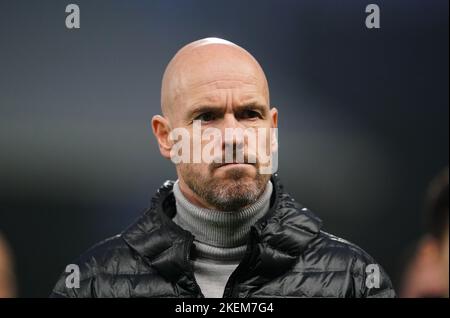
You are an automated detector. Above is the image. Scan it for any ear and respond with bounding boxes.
[151,115,172,160]
[270,107,278,128]
[269,107,278,153]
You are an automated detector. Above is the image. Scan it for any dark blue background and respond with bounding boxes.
[0,0,448,296]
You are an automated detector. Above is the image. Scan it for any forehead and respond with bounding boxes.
[162,43,271,119]
[174,68,269,110]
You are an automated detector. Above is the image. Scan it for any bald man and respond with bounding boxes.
[0,233,16,298]
[51,38,395,298]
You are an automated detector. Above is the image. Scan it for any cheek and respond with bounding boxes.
[254,127,275,158]
[179,162,210,177]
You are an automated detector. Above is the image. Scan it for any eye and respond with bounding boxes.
[194,112,216,123]
[239,109,261,120]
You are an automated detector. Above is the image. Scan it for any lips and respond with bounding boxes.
[216,162,253,168]
[210,158,257,171]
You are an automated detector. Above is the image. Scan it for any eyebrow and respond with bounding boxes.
[189,105,224,119]
[235,103,268,114]
[189,103,268,119]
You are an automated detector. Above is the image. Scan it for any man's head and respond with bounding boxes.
[152,38,278,211]
[401,167,449,297]
[425,167,449,295]
[0,233,16,298]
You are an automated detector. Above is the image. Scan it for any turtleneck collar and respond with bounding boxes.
[172,180,273,262]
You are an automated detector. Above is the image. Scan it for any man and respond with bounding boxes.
[0,233,16,298]
[401,167,448,297]
[51,38,395,298]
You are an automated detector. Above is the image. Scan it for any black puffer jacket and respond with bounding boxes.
[51,175,395,298]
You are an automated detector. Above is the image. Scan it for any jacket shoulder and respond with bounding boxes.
[303,231,396,298]
[50,234,140,298]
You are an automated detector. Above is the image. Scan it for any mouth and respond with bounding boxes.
[216,162,254,169]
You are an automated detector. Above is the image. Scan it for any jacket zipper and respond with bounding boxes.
[184,235,205,298]
[222,227,258,298]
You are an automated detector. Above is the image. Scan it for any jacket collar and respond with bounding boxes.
[241,174,323,281]
[121,174,323,284]
[121,180,193,284]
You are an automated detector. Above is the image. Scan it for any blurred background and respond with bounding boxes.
[0,0,448,297]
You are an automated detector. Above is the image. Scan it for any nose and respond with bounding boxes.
[220,113,246,161]
[221,113,241,130]
[221,113,245,142]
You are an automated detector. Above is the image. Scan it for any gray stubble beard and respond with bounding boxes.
[180,164,270,212]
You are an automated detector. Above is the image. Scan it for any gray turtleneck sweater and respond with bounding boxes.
[172,180,273,298]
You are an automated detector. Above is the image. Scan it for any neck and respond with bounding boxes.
[172,180,273,261]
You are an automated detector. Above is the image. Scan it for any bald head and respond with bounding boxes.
[161,38,270,122]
